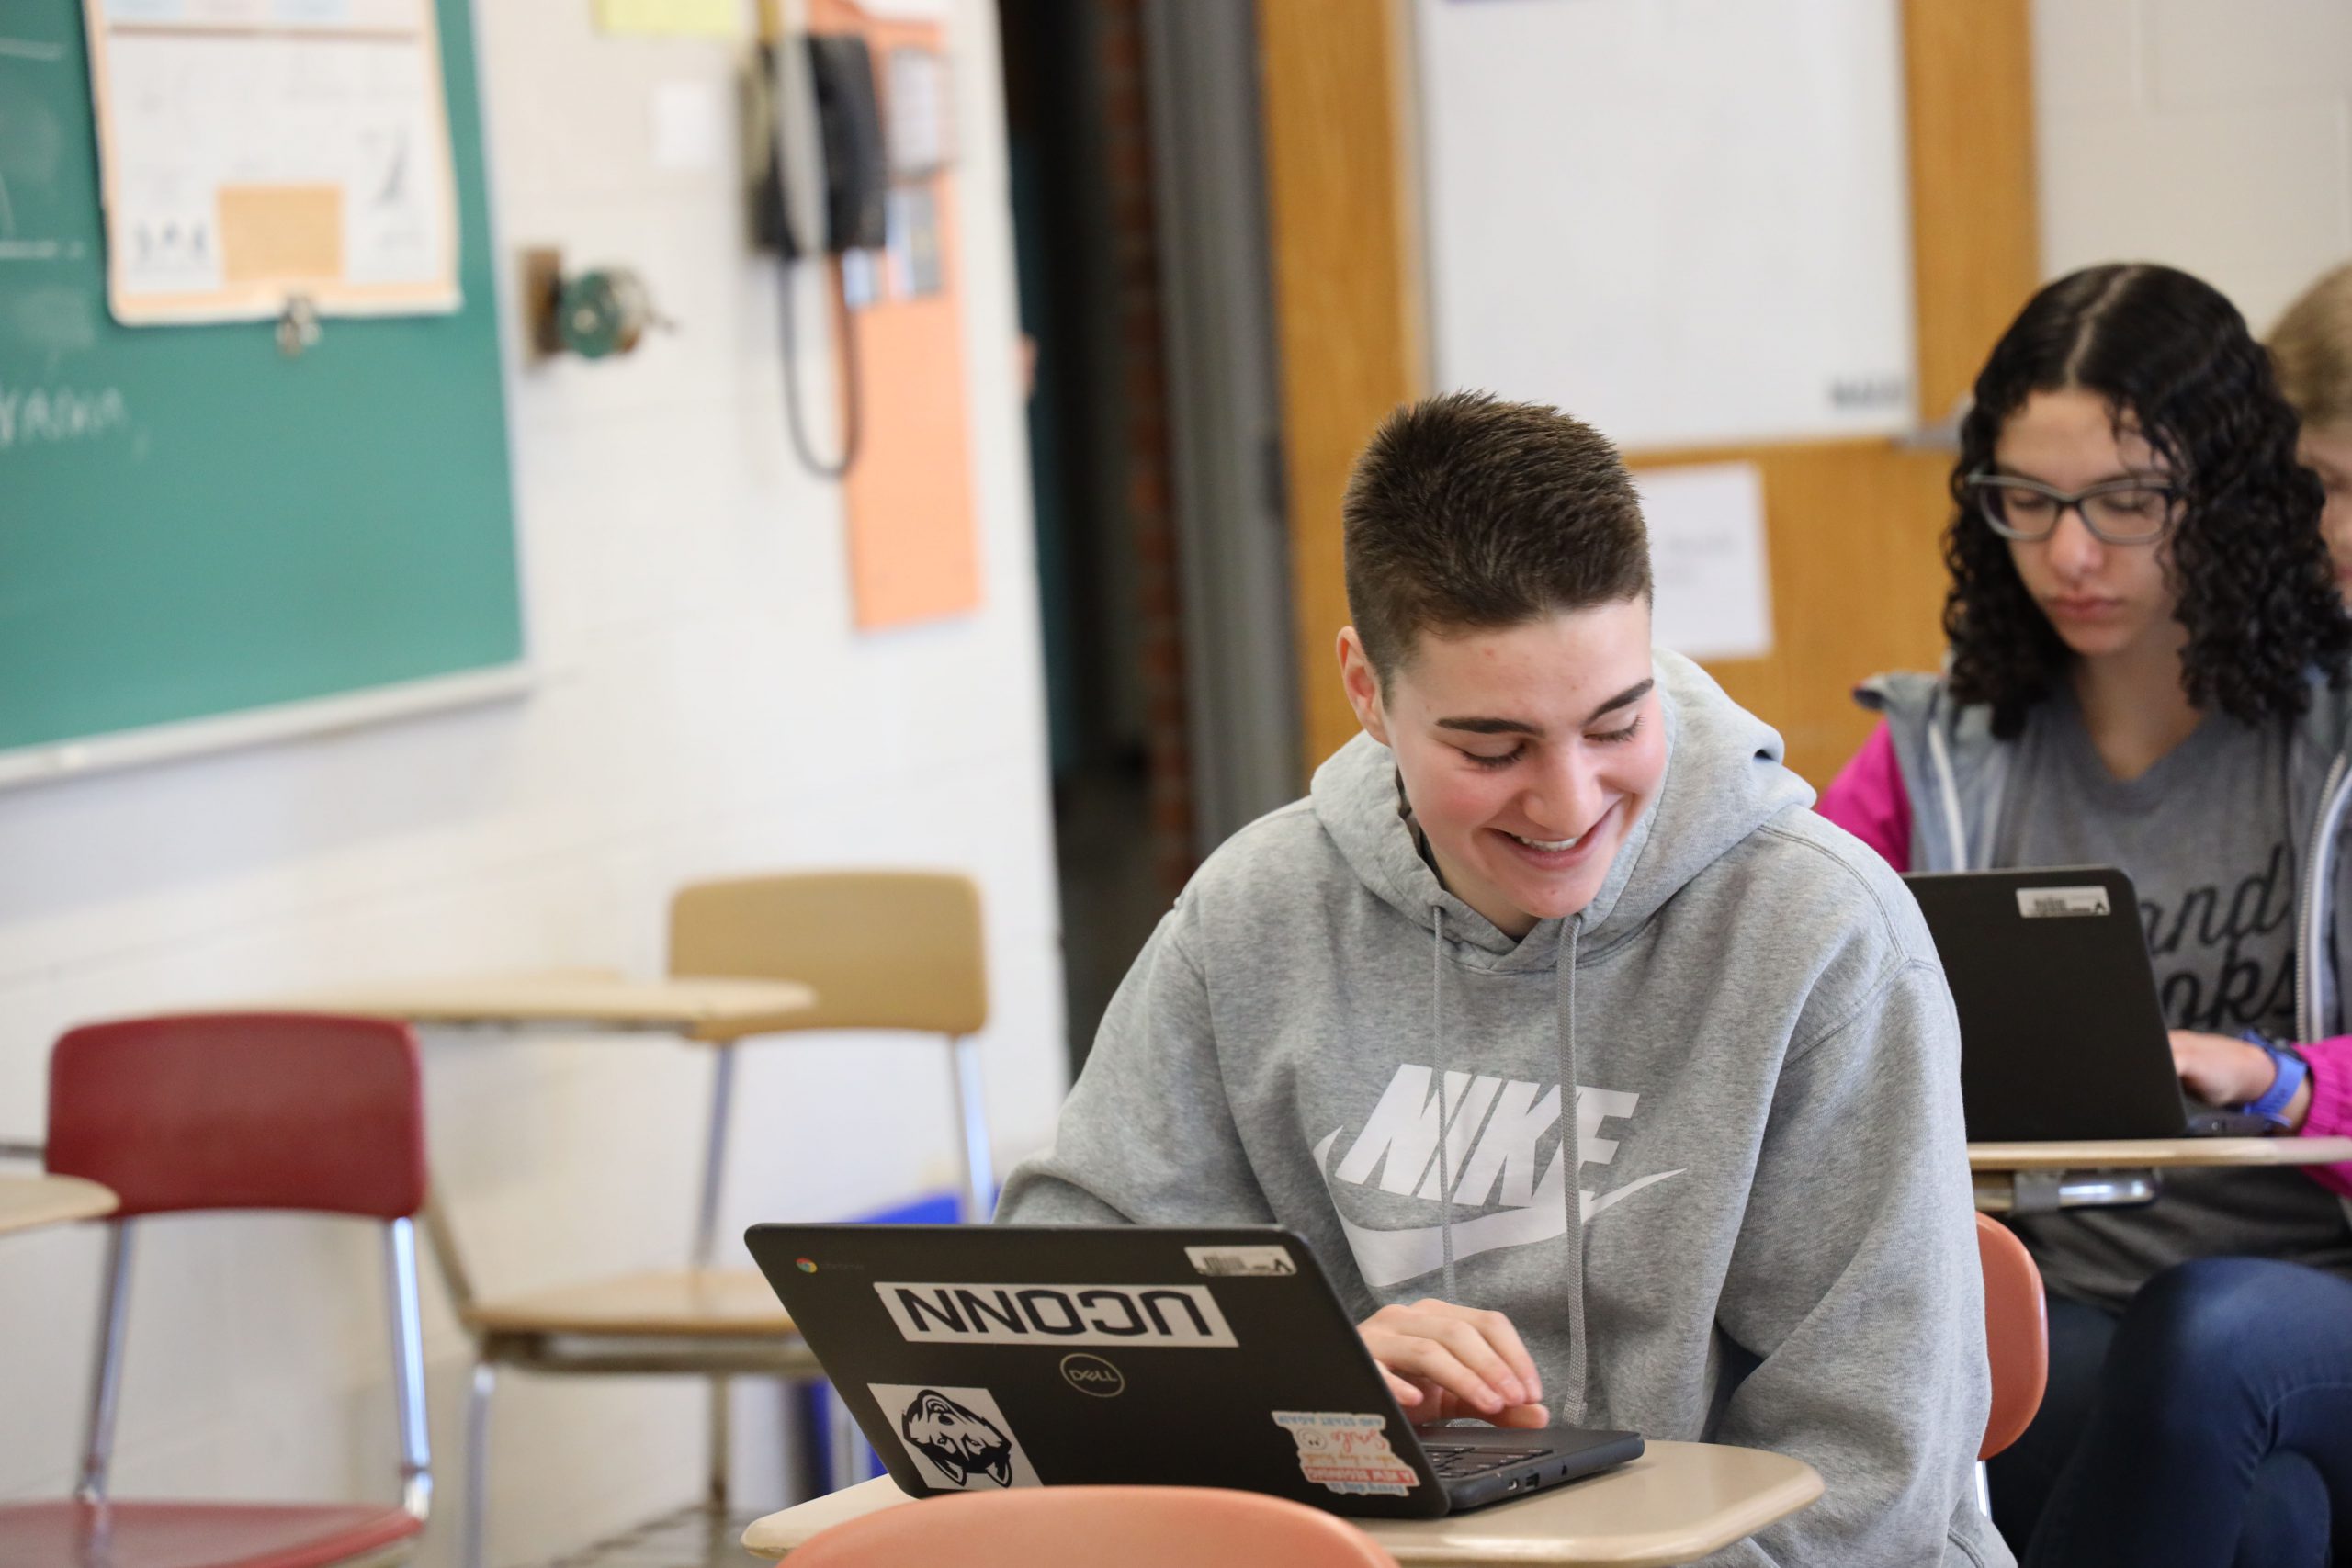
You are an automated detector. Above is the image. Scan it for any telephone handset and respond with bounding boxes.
[806,36,888,254]
[747,27,881,475]
[752,33,887,258]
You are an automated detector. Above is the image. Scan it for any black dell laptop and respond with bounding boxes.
[745,1223,1643,1518]
[1906,866,2272,1141]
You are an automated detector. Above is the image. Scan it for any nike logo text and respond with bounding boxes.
[1316,1064,1684,1288]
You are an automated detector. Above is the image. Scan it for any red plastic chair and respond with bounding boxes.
[1977,1212,2049,1461]
[0,1014,435,1568]
[784,1486,1399,1567]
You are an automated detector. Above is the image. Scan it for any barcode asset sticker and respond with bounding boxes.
[2016,885,2111,919]
[1185,1245,1297,1278]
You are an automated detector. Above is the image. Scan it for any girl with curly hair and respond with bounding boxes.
[1818,262,2352,1567]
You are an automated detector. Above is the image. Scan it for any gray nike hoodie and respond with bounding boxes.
[1001,649,2007,1567]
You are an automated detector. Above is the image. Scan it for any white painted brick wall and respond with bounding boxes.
[2036,0,2352,332]
[0,4,1066,1564]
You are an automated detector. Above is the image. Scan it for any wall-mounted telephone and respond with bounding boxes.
[807,37,888,254]
[751,34,887,258]
[747,26,885,475]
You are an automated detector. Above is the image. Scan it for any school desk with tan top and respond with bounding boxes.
[1970,1136,2352,1213]
[262,967,820,1041]
[740,1442,1824,1568]
[0,1174,118,1237]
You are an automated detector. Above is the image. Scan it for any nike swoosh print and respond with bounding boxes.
[1312,1128,1685,1289]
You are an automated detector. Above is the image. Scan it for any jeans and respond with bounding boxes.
[1987,1256,2352,1567]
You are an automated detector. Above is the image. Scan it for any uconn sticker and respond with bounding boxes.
[876,1281,1238,1348]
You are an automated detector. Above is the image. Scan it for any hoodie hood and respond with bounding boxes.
[1312,648,1815,963]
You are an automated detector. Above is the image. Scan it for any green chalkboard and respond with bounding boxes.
[0,0,522,761]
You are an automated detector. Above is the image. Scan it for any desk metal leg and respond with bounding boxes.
[950,1035,993,1222]
[709,1373,732,1512]
[696,1048,741,1512]
[464,1361,495,1568]
[74,1224,133,1504]
[695,1046,740,1269]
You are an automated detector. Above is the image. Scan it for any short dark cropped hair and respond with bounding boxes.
[1343,391,1652,685]
[1945,263,2350,736]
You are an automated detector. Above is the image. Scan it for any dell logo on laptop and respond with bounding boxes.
[1060,1353,1125,1397]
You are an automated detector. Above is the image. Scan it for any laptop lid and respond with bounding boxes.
[1905,866,2199,1142]
[744,1223,1636,1519]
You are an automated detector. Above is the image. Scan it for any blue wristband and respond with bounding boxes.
[2240,1032,2311,1129]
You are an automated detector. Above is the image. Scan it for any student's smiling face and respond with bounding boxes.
[1340,599,1666,939]
[1996,387,2183,664]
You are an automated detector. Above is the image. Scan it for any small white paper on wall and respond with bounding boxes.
[1634,461,1774,662]
[650,78,729,173]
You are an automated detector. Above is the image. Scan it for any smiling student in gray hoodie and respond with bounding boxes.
[999,392,2007,1567]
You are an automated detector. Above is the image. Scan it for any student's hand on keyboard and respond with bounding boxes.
[2172,1028,2312,1131]
[1356,1298,1549,1427]
[2171,1030,2278,1110]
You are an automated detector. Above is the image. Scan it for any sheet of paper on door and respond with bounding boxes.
[1634,461,1774,663]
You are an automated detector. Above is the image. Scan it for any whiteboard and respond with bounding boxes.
[1413,0,1917,451]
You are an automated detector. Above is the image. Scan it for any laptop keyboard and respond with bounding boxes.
[1421,1443,1551,1479]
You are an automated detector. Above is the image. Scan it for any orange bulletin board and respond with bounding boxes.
[809,0,982,631]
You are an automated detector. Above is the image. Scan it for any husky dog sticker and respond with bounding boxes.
[871,1384,1041,1490]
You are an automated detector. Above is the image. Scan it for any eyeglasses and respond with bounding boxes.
[1962,472,2181,546]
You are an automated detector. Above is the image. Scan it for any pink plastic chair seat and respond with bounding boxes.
[785,1486,1399,1567]
[1977,1212,2051,1461]
[0,1499,423,1568]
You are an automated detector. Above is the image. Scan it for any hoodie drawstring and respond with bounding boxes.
[1430,905,1589,1426]
[1433,906,1458,1303]
[1557,915,1588,1426]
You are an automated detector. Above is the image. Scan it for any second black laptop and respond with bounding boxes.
[1907,866,2271,1141]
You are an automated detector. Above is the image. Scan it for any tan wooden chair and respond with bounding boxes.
[435,870,992,1568]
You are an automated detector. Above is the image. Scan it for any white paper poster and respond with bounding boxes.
[85,0,459,323]
[1635,462,1774,662]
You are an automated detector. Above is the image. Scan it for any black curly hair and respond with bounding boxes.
[1943,263,2349,737]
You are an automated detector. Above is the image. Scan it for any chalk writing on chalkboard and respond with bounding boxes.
[0,384,129,449]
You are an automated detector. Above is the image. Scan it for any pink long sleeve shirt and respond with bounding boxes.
[1819,720,2352,1197]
